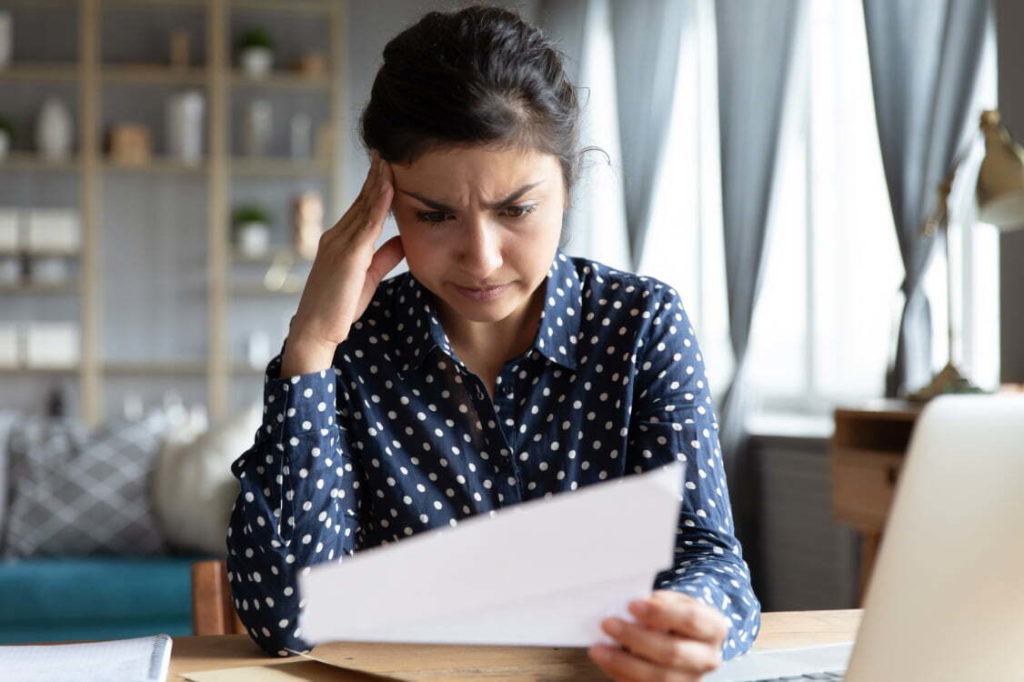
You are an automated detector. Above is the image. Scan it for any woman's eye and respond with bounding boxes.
[501,204,537,218]
[415,211,453,223]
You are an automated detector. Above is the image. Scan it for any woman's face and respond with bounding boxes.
[388,145,566,325]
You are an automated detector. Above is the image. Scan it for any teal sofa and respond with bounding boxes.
[0,556,202,644]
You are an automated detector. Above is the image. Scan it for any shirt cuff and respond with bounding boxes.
[259,353,338,440]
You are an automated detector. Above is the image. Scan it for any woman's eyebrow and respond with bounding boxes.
[399,181,544,211]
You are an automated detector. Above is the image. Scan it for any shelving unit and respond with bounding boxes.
[0,0,344,426]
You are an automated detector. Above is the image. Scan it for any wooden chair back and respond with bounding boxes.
[191,559,247,636]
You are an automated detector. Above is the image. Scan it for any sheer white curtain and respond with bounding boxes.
[559,0,631,272]
[942,9,1000,392]
[744,0,999,417]
[634,0,733,398]
[745,0,902,413]
[633,0,999,419]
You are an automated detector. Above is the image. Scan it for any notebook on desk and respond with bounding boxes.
[708,394,1024,681]
[0,634,172,682]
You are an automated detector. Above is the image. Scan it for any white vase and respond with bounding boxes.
[289,113,311,160]
[0,11,11,71]
[241,47,272,79]
[0,256,19,285]
[28,256,70,285]
[167,90,204,164]
[244,101,272,157]
[237,222,269,257]
[0,130,9,161]
[36,97,73,162]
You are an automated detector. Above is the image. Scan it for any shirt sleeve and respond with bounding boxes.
[626,286,761,661]
[225,338,366,657]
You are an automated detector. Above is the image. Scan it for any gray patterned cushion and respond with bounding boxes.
[0,411,19,547]
[4,410,171,557]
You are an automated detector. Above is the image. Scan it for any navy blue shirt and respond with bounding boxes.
[226,249,761,660]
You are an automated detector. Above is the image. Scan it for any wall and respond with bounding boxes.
[996,0,1024,383]
[749,433,860,611]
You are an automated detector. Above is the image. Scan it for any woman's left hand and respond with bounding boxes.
[588,589,731,681]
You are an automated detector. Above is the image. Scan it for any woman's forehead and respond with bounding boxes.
[391,145,561,200]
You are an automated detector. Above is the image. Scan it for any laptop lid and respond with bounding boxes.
[845,394,1024,681]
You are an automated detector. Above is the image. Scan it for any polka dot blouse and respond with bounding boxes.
[226,249,761,660]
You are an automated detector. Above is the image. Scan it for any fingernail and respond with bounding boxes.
[604,618,623,635]
[590,645,611,664]
[629,601,650,617]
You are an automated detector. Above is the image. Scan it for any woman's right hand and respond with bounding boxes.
[281,150,404,377]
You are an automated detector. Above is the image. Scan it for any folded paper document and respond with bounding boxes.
[299,460,684,647]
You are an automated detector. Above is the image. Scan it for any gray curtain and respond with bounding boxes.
[537,0,587,83]
[862,0,993,398]
[714,0,802,568]
[539,0,692,269]
[609,0,690,268]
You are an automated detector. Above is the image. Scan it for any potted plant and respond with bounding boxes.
[0,116,13,161]
[238,27,274,79]
[233,204,271,258]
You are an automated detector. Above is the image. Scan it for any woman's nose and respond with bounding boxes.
[459,217,503,280]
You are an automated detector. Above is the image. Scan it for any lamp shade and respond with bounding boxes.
[977,110,1024,230]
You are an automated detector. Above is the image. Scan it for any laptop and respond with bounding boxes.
[707,394,1024,681]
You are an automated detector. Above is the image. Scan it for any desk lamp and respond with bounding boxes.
[910,110,1024,401]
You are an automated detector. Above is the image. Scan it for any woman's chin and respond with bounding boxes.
[441,295,517,323]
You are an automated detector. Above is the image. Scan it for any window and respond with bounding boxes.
[639,0,1000,421]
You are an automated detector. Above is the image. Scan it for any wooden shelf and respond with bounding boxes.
[103,158,207,173]
[231,0,329,13]
[232,157,328,176]
[0,366,78,375]
[0,249,81,258]
[231,246,304,264]
[0,63,79,83]
[232,363,268,374]
[1,0,78,7]
[104,360,207,375]
[0,153,79,172]
[231,283,301,296]
[2,0,344,426]
[0,282,79,294]
[102,65,208,86]
[230,71,329,90]
[102,0,206,8]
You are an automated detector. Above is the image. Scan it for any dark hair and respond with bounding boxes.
[360,5,583,197]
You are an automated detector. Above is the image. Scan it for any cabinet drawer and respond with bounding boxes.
[831,449,903,531]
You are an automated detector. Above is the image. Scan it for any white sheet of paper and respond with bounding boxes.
[298,460,684,647]
[0,634,172,682]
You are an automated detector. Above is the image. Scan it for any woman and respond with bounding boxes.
[227,6,760,679]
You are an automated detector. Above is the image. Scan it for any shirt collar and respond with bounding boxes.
[393,249,582,376]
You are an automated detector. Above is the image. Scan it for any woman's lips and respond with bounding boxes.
[452,282,511,302]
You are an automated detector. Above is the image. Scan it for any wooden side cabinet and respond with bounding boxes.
[830,401,922,606]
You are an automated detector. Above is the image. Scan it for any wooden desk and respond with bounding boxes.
[831,401,922,605]
[168,610,862,680]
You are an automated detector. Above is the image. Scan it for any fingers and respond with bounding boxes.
[327,151,390,238]
[366,235,405,286]
[363,155,394,231]
[599,616,722,676]
[631,591,731,644]
[353,150,381,207]
[322,151,392,250]
[589,642,698,682]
